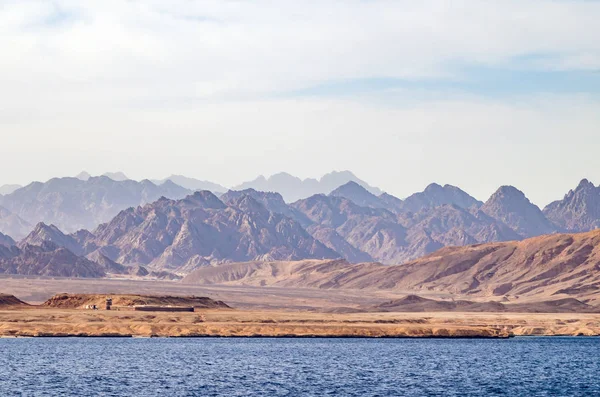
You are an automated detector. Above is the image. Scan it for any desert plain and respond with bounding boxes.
[1,275,600,338]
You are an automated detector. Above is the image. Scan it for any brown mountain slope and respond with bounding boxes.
[183,230,600,304]
[183,259,384,289]
[371,295,597,313]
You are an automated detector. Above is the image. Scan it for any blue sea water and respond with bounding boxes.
[0,337,599,396]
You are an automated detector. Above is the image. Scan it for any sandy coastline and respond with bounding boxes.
[2,308,600,338]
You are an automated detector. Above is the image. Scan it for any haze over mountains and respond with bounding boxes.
[0,170,379,239]
[0,176,191,237]
[232,171,383,202]
[0,184,21,196]
[1,170,600,279]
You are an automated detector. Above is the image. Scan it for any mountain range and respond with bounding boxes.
[152,175,227,193]
[0,170,378,238]
[1,171,600,277]
[232,171,383,202]
[0,176,192,237]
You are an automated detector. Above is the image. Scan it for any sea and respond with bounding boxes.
[0,337,599,396]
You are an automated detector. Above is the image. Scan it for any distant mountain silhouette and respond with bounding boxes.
[153,175,227,193]
[75,171,92,181]
[102,172,129,181]
[233,171,383,202]
[75,171,130,182]
[0,205,31,240]
[0,176,192,233]
[0,184,22,195]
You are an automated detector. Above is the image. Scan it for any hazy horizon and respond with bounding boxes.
[2,1,599,207]
[1,168,595,208]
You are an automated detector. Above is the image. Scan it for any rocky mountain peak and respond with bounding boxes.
[222,188,285,204]
[184,191,227,209]
[329,181,393,211]
[400,183,482,213]
[576,178,595,191]
[482,186,555,238]
[331,180,365,194]
[424,182,443,192]
[30,222,63,237]
[544,179,600,232]
[490,185,526,201]
[19,222,83,255]
[228,194,269,215]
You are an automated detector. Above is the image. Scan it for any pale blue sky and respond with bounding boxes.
[1,0,599,206]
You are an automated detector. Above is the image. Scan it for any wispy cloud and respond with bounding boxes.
[1,0,600,104]
[1,1,599,206]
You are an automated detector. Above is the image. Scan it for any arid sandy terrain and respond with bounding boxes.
[2,276,600,338]
[2,307,599,338]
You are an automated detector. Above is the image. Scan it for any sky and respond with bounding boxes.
[1,0,600,207]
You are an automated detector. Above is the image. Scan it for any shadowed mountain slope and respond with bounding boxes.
[0,206,31,240]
